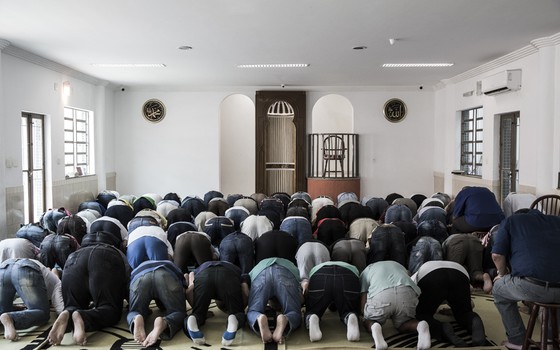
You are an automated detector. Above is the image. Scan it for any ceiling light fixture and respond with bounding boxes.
[382,63,454,68]
[91,63,167,68]
[237,63,310,68]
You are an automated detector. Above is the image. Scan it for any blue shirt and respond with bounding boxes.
[452,186,505,228]
[492,209,560,282]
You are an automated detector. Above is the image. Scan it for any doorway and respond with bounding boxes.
[21,112,46,223]
[499,112,519,203]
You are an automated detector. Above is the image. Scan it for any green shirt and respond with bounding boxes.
[249,257,300,282]
[360,260,421,297]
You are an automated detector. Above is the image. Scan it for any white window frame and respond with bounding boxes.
[64,107,94,178]
[460,106,483,176]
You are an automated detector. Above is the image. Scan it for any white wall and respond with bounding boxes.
[435,36,560,197]
[114,90,255,198]
[0,51,115,235]
[309,89,436,199]
[220,94,256,196]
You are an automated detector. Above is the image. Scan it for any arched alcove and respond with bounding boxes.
[311,94,353,133]
[308,94,359,201]
[220,94,255,196]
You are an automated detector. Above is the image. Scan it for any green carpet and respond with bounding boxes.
[2,292,517,349]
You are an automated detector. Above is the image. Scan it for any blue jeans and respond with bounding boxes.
[493,275,560,345]
[368,225,407,266]
[0,259,50,330]
[384,204,413,223]
[39,233,79,269]
[408,236,443,275]
[280,217,313,247]
[247,264,302,337]
[15,224,47,248]
[127,267,186,340]
[219,232,255,277]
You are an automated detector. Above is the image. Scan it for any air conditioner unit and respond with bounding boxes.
[481,69,522,96]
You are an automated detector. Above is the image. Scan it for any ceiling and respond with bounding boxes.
[1,0,560,90]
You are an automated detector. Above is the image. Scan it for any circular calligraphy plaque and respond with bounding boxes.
[383,98,407,123]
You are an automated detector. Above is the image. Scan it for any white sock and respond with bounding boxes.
[308,314,322,342]
[226,314,238,333]
[187,315,199,332]
[416,320,431,350]
[371,323,387,350]
[346,313,360,342]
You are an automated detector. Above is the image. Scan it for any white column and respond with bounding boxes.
[531,37,556,194]
[0,39,11,238]
[95,84,107,191]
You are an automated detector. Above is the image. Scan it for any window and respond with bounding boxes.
[460,107,483,176]
[64,107,93,178]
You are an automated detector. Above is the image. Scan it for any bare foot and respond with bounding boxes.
[0,313,18,341]
[72,311,87,346]
[143,316,167,347]
[482,273,493,294]
[48,310,70,345]
[257,314,273,343]
[272,314,288,344]
[133,314,146,343]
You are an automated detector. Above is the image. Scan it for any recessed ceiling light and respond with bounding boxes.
[382,63,454,68]
[91,63,167,68]
[353,46,367,50]
[237,63,310,68]
[178,46,193,50]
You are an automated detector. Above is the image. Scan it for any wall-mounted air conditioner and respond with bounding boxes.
[481,69,522,96]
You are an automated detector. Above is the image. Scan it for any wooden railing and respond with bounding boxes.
[307,133,359,178]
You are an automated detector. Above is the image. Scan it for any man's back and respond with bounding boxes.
[493,209,560,281]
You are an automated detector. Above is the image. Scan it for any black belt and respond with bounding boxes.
[521,276,560,288]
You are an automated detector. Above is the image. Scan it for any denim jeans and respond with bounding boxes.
[127,267,186,340]
[280,216,313,247]
[493,275,560,345]
[384,204,413,223]
[225,207,250,231]
[416,206,448,226]
[219,232,255,276]
[291,191,312,206]
[305,265,360,326]
[16,223,48,248]
[203,216,235,246]
[408,236,443,275]
[39,233,79,269]
[368,225,407,266]
[337,192,358,205]
[128,236,172,270]
[363,197,389,221]
[78,201,106,216]
[417,219,449,244]
[0,259,50,330]
[247,264,302,337]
